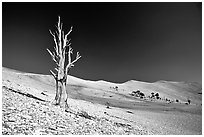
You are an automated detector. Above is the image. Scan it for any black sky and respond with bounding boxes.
[2,2,202,83]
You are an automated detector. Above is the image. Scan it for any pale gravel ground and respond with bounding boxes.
[2,69,202,135]
[123,108,202,135]
[2,86,148,135]
[2,83,202,135]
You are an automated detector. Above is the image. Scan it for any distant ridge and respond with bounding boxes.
[3,67,201,86]
[2,67,25,74]
[2,66,202,105]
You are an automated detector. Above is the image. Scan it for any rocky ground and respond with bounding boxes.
[2,86,148,135]
[2,68,202,135]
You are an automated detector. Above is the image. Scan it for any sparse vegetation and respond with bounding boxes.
[115,86,118,91]
[105,102,110,109]
[151,92,154,98]
[187,99,191,104]
[2,67,202,135]
[130,90,145,99]
[149,92,161,99]
[155,93,159,99]
[165,98,170,102]
[139,92,145,97]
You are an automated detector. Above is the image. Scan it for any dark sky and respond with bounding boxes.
[2,2,202,83]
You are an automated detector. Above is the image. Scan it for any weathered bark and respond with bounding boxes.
[47,16,81,110]
[54,80,59,105]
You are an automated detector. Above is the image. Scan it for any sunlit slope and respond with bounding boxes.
[2,67,201,105]
[118,80,201,105]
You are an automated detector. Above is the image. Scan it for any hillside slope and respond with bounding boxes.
[2,67,202,135]
[2,67,201,105]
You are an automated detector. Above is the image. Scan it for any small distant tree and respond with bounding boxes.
[47,16,81,111]
[155,93,159,97]
[136,90,140,93]
[139,92,145,97]
[155,93,159,99]
[151,92,155,98]
[139,92,145,99]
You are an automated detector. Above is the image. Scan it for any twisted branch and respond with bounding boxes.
[48,16,81,82]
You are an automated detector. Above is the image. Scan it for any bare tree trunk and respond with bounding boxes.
[54,80,59,105]
[47,16,81,110]
[58,83,63,105]
[62,82,69,111]
[57,82,64,107]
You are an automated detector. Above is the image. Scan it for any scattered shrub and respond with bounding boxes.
[155,93,159,97]
[115,86,118,91]
[105,102,110,109]
[136,90,140,93]
[139,92,145,97]
[156,96,160,99]
[130,90,145,98]
[153,93,160,99]
[132,90,138,94]
[176,99,179,102]
[151,92,155,98]
[187,99,191,104]
[165,98,170,102]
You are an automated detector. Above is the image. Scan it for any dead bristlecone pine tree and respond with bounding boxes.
[47,16,81,111]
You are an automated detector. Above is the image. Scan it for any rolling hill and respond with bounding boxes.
[2,67,202,135]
